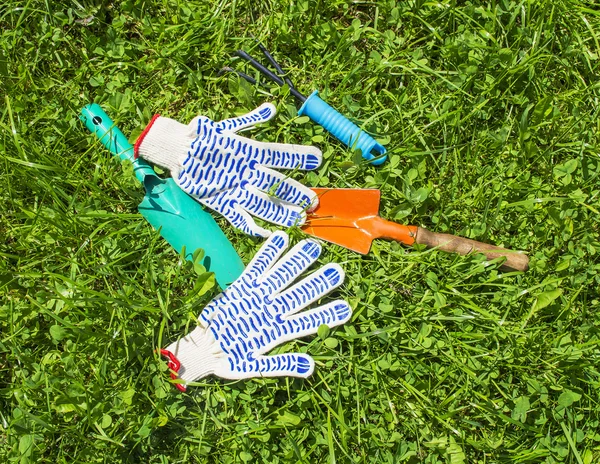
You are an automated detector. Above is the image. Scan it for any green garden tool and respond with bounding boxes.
[80,104,245,289]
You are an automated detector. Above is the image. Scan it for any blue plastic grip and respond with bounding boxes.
[80,104,157,183]
[298,91,387,165]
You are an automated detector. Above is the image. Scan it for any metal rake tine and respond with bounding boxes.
[255,42,297,91]
[233,50,307,103]
[218,66,259,85]
[234,50,284,85]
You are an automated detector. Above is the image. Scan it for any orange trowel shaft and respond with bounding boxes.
[357,216,418,246]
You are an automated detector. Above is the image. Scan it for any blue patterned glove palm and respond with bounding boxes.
[135,103,322,237]
[161,231,351,390]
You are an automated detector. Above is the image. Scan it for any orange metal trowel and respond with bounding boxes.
[303,188,529,272]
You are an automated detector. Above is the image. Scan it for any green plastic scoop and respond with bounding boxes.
[80,104,244,289]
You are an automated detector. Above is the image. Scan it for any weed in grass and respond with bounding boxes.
[1,0,600,463]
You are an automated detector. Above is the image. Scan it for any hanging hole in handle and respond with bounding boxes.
[369,143,387,165]
[92,116,103,125]
[371,144,386,156]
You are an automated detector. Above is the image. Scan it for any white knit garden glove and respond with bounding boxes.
[134,103,322,237]
[160,231,351,391]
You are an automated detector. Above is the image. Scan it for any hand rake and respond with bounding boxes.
[225,41,387,165]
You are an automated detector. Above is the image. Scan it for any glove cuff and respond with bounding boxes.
[134,115,191,174]
[162,326,224,389]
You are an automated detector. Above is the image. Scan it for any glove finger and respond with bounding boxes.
[241,187,306,229]
[242,231,290,281]
[260,141,322,170]
[253,353,315,378]
[214,353,315,379]
[251,166,318,210]
[199,193,271,237]
[215,103,276,133]
[233,136,322,171]
[285,299,352,338]
[274,263,345,316]
[259,238,323,293]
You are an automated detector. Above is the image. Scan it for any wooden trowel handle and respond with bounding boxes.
[414,227,529,272]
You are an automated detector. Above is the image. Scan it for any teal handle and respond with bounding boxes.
[80,104,156,182]
[298,91,387,165]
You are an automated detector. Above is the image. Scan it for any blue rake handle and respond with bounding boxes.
[298,91,387,165]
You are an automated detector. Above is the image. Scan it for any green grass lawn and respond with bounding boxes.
[2,0,600,462]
